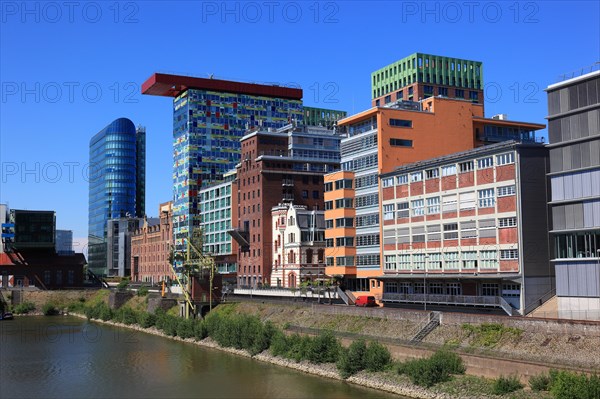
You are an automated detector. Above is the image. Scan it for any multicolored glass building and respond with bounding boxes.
[142,74,345,251]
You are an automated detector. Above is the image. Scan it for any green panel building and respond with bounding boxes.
[371,53,484,106]
[303,106,347,128]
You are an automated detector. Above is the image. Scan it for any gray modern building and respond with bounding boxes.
[106,216,158,277]
[55,229,74,255]
[0,204,8,253]
[546,69,600,320]
[88,118,146,277]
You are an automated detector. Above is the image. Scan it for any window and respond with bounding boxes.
[425,168,439,179]
[460,221,477,238]
[500,249,518,259]
[384,255,396,270]
[496,152,515,165]
[382,177,394,187]
[497,185,515,197]
[398,254,411,270]
[397,202,409,218]
[335,198,353,208]
[325,201,333,210]
[427,224,441,241]
[462,251,477,268]
[429,253,442,269]
[455,89,464,98]
[385,281,398,293]
[444,252,460,269]
[356,254,380,267]
[356,213,379,227]
[336,256,354,266]
[410,172,423,182]
[335,217,354,227]
[427,197,440,214]
[459,191,476,210]
[389,119,413,128]
[288,233,295,243]
[390,138,413,147]
[413,254,425,270]
[459,161,474,173]
[325,219,333,229]
[447,283,461,295]
[442,194,457,213]
[324,182,333,192]
[356,234,380,246]
[326,257,334,266]
[438,87,448,97]
[480,250,498,268]
[477,156,493,169]
[429,283,443,294]
[335,179,353,190]
[384,95,391,104]
[383,204,395,220]
[325,238,334,248]
[355,173,378,189]
[336,237,354,247]
[478,188,495,208]
[412,199,425,216]
[482,283,499,296]
[442,165,457,176]
[502,284,521,297]
[499,217,517,228]
[396,174,408,185]
[443,223,459,239]
[355,193,378,208]
[312,190,319,199]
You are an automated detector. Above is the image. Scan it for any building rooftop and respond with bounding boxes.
[141,73,303,99]
[546,66,600,91]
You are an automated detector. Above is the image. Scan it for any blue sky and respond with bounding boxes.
[1,1,599,252]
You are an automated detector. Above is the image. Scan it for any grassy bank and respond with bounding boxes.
[61,299,599,399]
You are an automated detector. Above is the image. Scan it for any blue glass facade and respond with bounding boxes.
[172,88,303,250]
[88,118,145,277]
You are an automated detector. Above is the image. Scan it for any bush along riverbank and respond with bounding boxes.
[56,300,597,399]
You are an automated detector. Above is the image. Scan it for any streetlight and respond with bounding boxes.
[424,254,430,311]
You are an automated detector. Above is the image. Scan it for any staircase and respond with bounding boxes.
[336,286,355,305]
[410,311,441,344]
[527,295,558,318]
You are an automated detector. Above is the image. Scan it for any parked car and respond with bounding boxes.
[355,296,377,307]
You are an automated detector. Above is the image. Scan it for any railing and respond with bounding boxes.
[555,62,600,83]
[524,288,556,316]
[382,293,515,315]
[499,297,515,316]
[336,286,352,305]
[235,286,339,299]
[410,312,435,338]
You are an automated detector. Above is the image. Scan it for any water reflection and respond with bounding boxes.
[1,317,401,399]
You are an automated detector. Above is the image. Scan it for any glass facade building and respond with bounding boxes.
[88,118,146,277]
[171,88,303,250]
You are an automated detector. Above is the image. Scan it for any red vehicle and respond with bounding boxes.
[355,296,377,307]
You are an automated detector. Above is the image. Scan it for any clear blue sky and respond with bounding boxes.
[1,1,599,252]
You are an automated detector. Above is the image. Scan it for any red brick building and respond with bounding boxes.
[130,202,173,284]
[378,141,552,315]
[232,124,340,287]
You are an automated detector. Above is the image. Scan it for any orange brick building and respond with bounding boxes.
[324,97,546,314]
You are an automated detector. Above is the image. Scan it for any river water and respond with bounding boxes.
[0,316,402,399]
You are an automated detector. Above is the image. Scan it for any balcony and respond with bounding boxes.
[382,293,516,315]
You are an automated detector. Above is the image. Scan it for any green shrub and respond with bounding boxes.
[337,339,367,378]
[42,302,59,316]
[137,312,156,328]
[529,372,552,391]
[397,349,465,387]
[98,304,113,321]
[14,302,36,314]
[364,341,392,372]
[492,375,523,395]
[429,349,465,375]
[193,319,207,340]
[287,334,313,362]
[462,323,522,348]
[120,307,138,325]
[269,330,289,357]
[117,278,130,290]
[550,370,600,399]
[137,286,149,296]
[176,318,195,339]
[305,331,341,364]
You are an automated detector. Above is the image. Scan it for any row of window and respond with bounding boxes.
[325,254,381,267]
[384,282,517,297]
[383,249,518,271]
[385,217,515,243]
[382,152,515,187]
[383,186,515,219]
